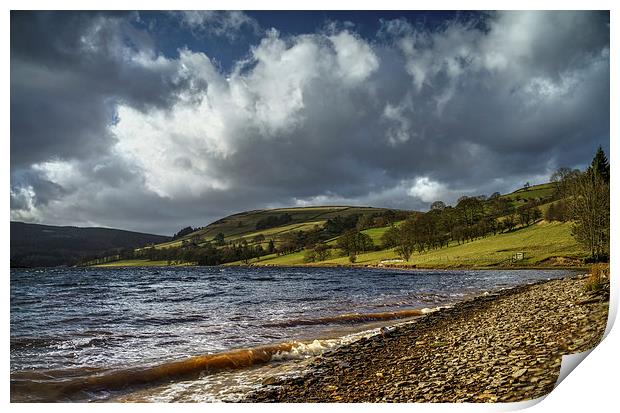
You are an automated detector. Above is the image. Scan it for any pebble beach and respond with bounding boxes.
[247,274,609,403]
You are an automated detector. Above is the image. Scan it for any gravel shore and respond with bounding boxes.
[247,274,609,403]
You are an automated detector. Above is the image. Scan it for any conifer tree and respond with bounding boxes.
[588,146,610,183]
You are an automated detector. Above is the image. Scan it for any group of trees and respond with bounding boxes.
[304,243,331,263]
[136,240,267,265]
[336,229,375,262]
[382,147,610,264]
[277,230,312,255]
[544,200,569,222]
[323,214,362,237]
[565,147,610,261]
[255,213,292,230]
[323,210,409,237]
[278,210,409,260]
[172,226,196,240]
[536,147,610,261]
[304,227,378,263]
[381,194,545,261]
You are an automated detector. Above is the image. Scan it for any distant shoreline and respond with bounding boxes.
[84,260,589,272]
[243,262,590,271]
[12,260,590,271]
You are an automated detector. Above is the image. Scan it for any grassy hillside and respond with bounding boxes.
[251,221,585,268]
[500,182,555,207]
[140,206,393,251]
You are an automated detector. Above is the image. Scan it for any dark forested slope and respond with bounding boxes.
[10,222,171,267]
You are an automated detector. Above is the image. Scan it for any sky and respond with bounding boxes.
[10,10,610,235]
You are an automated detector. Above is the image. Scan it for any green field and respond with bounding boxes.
[251,221,585,268]
[361,225,394,244]
[97,218,584,269]
[500,182,555,207]
[236,220,326,241]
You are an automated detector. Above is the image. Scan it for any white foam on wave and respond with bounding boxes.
[421,305,452,314]
[114,305,455,402]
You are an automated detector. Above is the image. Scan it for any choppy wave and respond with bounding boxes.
[11,336,62,349]
[263,308,428,328]
[12,314,442,402]
[10,334,372,402]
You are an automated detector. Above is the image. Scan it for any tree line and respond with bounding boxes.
[381,147,609,263]
[379,193,544,261]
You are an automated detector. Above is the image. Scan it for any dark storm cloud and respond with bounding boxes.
[10,11,610,234]
[10,11,188,168]
[203,11,608,201]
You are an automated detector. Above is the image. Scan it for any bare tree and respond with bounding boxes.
[551,167,581,197]
[314,243,331,261]
[569,172,610,261]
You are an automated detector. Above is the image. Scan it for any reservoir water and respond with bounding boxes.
[10,266,575,402]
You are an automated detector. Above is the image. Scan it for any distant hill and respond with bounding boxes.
[148,206,400,251]
[499,182,556,205]
[10,222,171,268]
[90,206,410,266]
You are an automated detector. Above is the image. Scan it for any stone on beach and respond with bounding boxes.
[246,276,609,403]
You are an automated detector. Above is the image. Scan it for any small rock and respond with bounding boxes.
[262,376,280,386]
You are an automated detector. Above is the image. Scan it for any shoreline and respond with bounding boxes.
[81,261,589,271]
[246,274,609,403]
[243,263,590,271]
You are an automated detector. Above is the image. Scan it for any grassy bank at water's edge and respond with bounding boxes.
[250,221,585,268]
